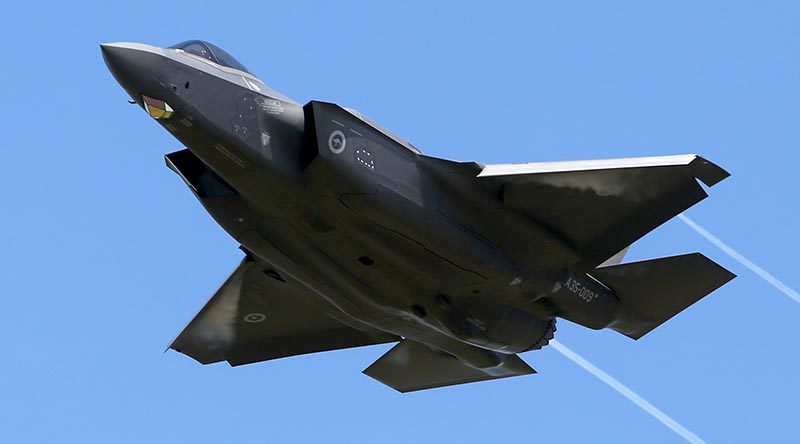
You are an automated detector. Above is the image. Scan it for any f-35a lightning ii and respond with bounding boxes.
[102,40,734,392]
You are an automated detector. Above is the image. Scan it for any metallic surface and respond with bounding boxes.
[102,41,735,392]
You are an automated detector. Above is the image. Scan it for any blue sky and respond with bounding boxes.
[2,1,799,442]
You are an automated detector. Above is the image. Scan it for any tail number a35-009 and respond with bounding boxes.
[564,276,599,303]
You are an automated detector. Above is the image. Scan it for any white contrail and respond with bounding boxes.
[550,340,706,444]
[677,213,800,304]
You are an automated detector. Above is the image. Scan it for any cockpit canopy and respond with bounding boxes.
[170,40,251,74]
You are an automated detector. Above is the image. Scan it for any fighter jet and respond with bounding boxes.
[102,40,734,392]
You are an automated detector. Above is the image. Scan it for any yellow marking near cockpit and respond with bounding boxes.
[142,95,174,119]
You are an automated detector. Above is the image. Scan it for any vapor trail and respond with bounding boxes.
[677,214,800,304]
[550,340,705,444]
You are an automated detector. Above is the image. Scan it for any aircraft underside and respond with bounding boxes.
[102,40,734,392]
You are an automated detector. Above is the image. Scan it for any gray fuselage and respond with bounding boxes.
[103,42,624,369]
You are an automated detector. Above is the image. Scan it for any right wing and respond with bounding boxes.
[477,154,729,268]
[169,258,399,366]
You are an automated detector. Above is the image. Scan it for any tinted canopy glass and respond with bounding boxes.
[170,40,251,74]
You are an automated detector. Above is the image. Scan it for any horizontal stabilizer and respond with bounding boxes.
[363,340,535,393]
[591,253,735,339]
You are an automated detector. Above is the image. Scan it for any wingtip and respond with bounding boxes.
[691,156,731,187]
[164,336,179,354]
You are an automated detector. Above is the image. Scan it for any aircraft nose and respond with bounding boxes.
[101,42,161,100]
[101,43,127,69]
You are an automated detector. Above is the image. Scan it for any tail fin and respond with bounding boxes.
[591,253,735,339]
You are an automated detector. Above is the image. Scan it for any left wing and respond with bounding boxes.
[170,258,399,366]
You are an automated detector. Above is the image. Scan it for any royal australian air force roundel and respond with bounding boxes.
[328,130,346,154]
